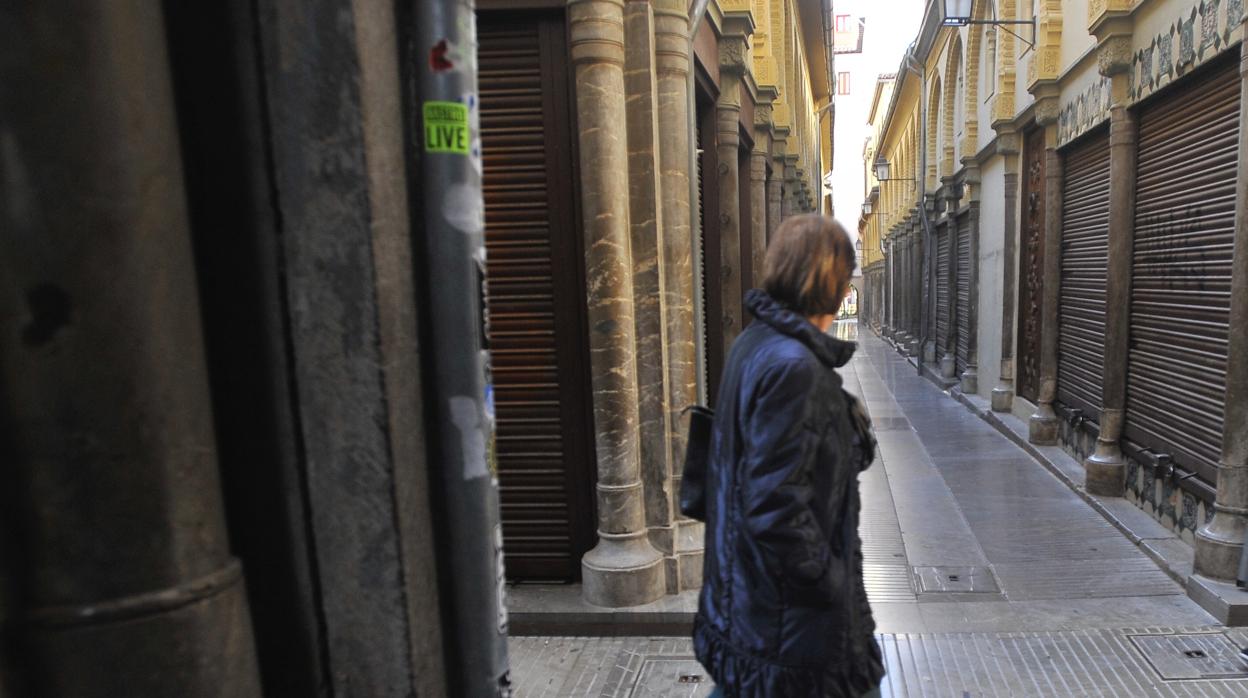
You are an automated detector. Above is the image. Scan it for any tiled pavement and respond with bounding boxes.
[508,322,1248,696]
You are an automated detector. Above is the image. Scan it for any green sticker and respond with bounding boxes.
[423,100,470,154]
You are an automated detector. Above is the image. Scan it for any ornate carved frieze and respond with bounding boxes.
[1058,76,1112,146]
[1128,0,1246,102]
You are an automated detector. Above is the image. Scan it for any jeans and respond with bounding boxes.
[706,686,881,697]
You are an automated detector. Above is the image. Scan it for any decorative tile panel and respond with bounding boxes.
[1130,0,1243,103]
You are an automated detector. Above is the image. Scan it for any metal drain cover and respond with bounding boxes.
[912,566,999,594]
[627,657,715,697]
[1129,633,1248,680]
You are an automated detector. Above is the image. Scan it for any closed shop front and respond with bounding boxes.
[1057,128,1110,422]
[935,221,951,357]
[479,13,597,581]
[1126,55,1240,485]
[955,211,972,375]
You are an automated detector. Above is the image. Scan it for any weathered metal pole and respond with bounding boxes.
[413,0,511,692]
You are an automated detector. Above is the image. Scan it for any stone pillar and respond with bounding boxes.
[1028,110,1062,445]
[568,0,665,607]
[962,168,982,394]
[939,192,958,376]
[1085,90,1136,496]
[771,135,788,227]
[783,155,800,219]
[653,0,702,592]
[1195,20,1248,581]
[716,29,748,352]
[751,109,772,288]
[992,133,1021,412]
[0,2,261,693]
[623,0,677,591]
[908,218,923,355]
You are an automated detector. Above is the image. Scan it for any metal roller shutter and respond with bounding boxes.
[480,15,596,581]
[955,212,972,374]
[1126,55,1240,484]
[1057,128,1110,422]
[935,222,951,355]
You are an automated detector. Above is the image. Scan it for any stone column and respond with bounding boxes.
[909,217,923,355]
[783,155,801,219]
[751,107,773,289]
[0,2,261,693]
[771,135,788,228]
[623,0,677,591]
[939,191,958,375]
[569,0,665,607]
[962,168,982,394]
[1085,78,1136,496]
[716,29,748,351]
[653,0,702,592]
[992,133,1021,412]
[1028,109,1062,445]
[1195,18,1248,581]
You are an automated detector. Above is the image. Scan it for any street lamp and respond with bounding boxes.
[861,201,873,216]
[940,0,1035,49]
[874,156,904,182]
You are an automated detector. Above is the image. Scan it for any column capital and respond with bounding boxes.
[569,0,626,66]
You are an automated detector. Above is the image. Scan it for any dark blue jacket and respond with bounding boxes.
[693,289,884,697]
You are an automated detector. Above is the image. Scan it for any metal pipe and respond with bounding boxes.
[413,0,510,694]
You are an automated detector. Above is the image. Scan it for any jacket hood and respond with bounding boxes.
[744,289,856,368]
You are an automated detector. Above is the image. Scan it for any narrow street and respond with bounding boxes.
[509,322,1248,697]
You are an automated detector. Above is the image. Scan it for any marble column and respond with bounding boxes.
[939,190,958,376]
[569,0,665,607]
[653,0,702,591]
[992,133,1021,412]
[0,2,261,692]
[782,155,800,219]
[623,0,677,591]
[716,29,749,351]
[1195,19,1248,581]
[751,107,773,288]
[1085,88,1136,496]
[908,217,922,355]
[1028,115,1062,445]
[768,136,786,235]
[961,171,982,394]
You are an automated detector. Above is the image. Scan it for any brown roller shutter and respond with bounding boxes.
[935,222,951,356]
[955,212,972,374]
[1057,128,1110,422]
[479,14,596,581]
[1126,55,1240,484]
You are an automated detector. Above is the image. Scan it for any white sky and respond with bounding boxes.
[829,0,926,250]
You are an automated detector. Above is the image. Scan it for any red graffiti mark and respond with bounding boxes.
[430,39,454,72]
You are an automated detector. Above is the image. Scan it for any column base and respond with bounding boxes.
[960,366,978,394]
[939,354,956,379]
[990,385,1014,412]
[923,340,936,363]
[907,338,921,356]
[582,531,666,607]
[674,518,704,592]
[1028,405,1059,445]
[1084,445,1126,497]
[1195,509,1248,582]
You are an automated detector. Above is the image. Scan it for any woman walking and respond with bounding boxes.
[694,215,884,697]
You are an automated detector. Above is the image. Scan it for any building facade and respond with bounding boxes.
[476,0,834,607]
[865,0,1248,585]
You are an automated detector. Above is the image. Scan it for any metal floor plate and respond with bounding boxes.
[912,565,999,594]
[1129,633,1248,680]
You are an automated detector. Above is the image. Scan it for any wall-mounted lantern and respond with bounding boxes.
[940,0,1034,49]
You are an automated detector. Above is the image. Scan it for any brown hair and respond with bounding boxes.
[761,214,856,316]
